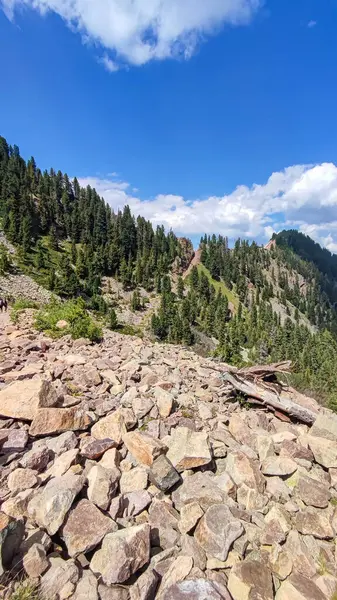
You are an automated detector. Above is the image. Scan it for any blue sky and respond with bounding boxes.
[1,0,337,250]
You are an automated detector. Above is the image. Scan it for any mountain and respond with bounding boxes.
[1,135,337,409]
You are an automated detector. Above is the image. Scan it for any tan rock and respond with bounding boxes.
[166,427,211,472]
[23,543,49,578]
[172,472,225,511]
[307,435,337,468]
[90,524,151,585]
[40,555,79,599]
[311,412,337,442]
[0,378,58,421]
[87,465,120,510]
[257,435,275,462]
[295,507,334,539]
[195,504,244,561]
[261,456,297,476]
[45,449,79,478]
[228,560,273,600]
[72,571,98,600]
[91,410,126,445]
[154,387,173,418]
[120,467,148,493]
[123,431,167,466]
[269,545,293,580]
[30,407,92,436]
[132,396,154,419]
[27,473,84,535]
[160,579,229,600]
[225,451,265,492]
[7,468,38,493]
[99,448,120,469]
[178,502,204,534]
[275,572,326,600]
[159,556,193,596]
[297,473,330,508]
[62,499,117,557]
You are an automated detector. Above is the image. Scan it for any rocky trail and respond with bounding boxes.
[0,313,336,599]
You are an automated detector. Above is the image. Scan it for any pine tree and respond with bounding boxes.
[177,276,184,299]
[109,308,118,330]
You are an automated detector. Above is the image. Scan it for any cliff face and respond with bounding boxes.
[0,309,336,600]
[172,237,195,275]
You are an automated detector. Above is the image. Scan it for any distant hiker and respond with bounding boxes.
[0,298,8,312]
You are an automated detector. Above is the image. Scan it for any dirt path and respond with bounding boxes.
[0,308,11,332]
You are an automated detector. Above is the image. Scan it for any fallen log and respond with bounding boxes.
[238,361,292,379]
[222,372,318,425]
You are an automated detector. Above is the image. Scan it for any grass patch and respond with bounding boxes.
[118,323,143,337]
[35,298,102,342]
[11,298,39,323]
[7,581,39,600]
[197,263,239,309]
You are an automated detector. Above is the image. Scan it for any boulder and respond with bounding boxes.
[261,456,297,476]
[90,524,151,585]
[132,396,154,419]
[195,504,244,561]
[159,579,230,600]
[154,387,173,418]
[72,571,99,600]
[45,448,79,478]
[172,472,225,511]
[166,427,212,472]
[310,412,337,442]
[297,473,330,508]
[7,468,38,493]
[29,407,92,436]
[0,513,24,576]
[307,435,337,468]
[228,560,273,600]
[123,431,167,466]
[91,410,126,445]
[178,502,204,534]
[225,451,265,492]
[80,437,117,459]
[2,429,28,451]
[27,473,84,535]
[40,555,79,599]
[295,507,334,539]
[0,378,58,421]
[120,467,148,494]
[275,572,326,600]
[62,499,117,557]
[23,543,49,578]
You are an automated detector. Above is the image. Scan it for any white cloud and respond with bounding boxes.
[2,0,262,68]
[307,20,317,28]
[78,162,337,252]
[99,54,119,73]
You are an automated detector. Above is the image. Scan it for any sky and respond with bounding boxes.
[1,0,337,251]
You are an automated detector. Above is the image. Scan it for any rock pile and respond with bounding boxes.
[0,317,337,599]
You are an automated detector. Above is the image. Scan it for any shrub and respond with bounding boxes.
[35,297,102,342]
[11,298,39,323]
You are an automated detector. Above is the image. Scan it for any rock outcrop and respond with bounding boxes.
[1,314,337,599]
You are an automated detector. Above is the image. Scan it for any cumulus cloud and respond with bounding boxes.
[78,162,337,251]
[2,0,262,68]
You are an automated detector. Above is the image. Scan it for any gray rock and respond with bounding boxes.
[149,454,181,492]
[62,499,117,557]
[195,504,244,561]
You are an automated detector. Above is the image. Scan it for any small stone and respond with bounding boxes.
[30,407,92,436]
[27,473,84,535]
[45,448,79,478]
[47,431,78,455]
[23,543,49,578]
[120,467,148,494]
[297,473,330,508]
[261,456,297,476]
[195,504,244,561]
[295,507,334,539]
[7,468,38,493]
[159,555,193,594]
[257,435,275,462]
[228,560,273,600]
[130,568,159,600]
[225,451,265,492]
[179,502,204,534]
[62,499,117,557]
[56,320,69,329]
[90,523,151,585]
[121,490,152,517]
[101,370,121,386]
[123,431,167,466]
[91,410,126,445]
[2,429,28,451]
[166,427,212,472]
[149,454,181,492]
[83,368,102,387]
[2,489,34,519]
[99,448,120,469]
[180,534,207,571]
[87,465,120,510]
[172,472,225,511]
[20,445,50,472]
[275,572,326,600]
[81,437,117,459]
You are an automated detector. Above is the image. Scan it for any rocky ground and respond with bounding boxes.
[0,312,336,599]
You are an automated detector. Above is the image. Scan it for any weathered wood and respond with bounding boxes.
[238,361,292,378]
[223,372,318,425]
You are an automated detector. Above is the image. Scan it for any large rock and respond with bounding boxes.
[307,435,337,468]
[120,467,148,494]
[87,465,120,510]
[311,411,337,442]
[90,523,151,585]
[228,560,274,600]
[154,387,173,418]
[72,571,99,600]
[80,438,117,459]
[27,473,84,535]
[40,555,79,599]
[7,468,38,493]
[0,513,24,576]
[295,507,334,539]
[225,451,265,492]
[3,429,28,451]
[123,431,167,466]
[62,499,117,557]
[160,579,230,600]
[275,572,326,600]
[45,448,79,478]
[195,504,244,561]
[46,431,78,455]
[179,502,204,534]
[297,473,330,508]
[23,543,49,578]
[172,472,225,511]
[91,410,127,445]
[29,407,92,436]
[167,427,212,472]
[261,456,297,476]
[0,378,58,421]
[130,569,159,600]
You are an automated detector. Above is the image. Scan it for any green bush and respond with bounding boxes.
[11,298,39,323]
[35,297,102,342]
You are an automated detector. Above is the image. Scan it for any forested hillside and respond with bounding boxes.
[1,135,337,409]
